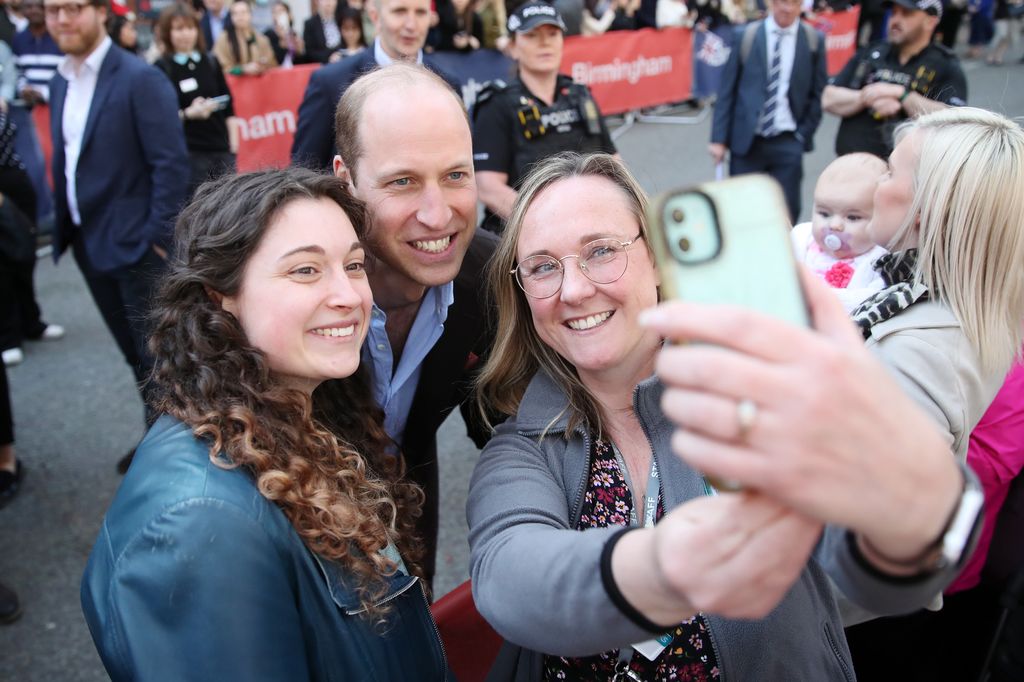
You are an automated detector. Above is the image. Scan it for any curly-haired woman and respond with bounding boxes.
[80,168,451,681]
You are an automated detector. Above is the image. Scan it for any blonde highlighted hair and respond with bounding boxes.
[476,153,651,437]
[889,107,1024,374]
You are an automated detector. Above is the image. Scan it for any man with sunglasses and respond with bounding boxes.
[45,0,188,472]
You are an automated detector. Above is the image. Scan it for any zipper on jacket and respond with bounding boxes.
[704,617,726,681]
[633,385,727,680]
[343,575,419,615]
[420,580,450,680]
[823,621,854,682]
[569,427,593,526]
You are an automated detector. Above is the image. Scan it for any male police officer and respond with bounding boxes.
[472,2,616,233]
[823,0,966,158]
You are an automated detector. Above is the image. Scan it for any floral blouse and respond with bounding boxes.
[542,438,721,681]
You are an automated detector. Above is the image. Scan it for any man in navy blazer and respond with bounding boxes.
[290,0,460,170]
[709,0,827,221]
[46,0,189,464]
[199,0,232,53]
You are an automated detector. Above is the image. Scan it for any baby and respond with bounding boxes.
[791,153,889,312]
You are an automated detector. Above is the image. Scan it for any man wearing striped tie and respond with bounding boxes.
[708,0,828,222]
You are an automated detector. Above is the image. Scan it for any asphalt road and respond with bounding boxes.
[2,55,1021,682]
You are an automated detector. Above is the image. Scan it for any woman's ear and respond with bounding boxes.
[205,286,236,316]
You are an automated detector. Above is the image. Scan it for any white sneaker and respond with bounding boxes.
[2,348,24,366]
[40,324,65,341]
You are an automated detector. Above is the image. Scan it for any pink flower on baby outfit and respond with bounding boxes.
[824,261,854,288]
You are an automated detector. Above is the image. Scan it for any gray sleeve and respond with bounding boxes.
[466,426,652,656]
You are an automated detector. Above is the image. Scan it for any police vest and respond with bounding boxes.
[477,77,606,187]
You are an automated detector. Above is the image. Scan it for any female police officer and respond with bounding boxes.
[472,2,617,233]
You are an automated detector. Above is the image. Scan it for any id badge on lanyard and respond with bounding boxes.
[611,445,669,676]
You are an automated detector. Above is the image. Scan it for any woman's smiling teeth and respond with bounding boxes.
[312,325,355,338]
[566,311,613,331]
[412,236,452,253]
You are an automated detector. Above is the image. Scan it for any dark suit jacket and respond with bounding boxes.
[397,229,498,580]
[200,9,233,55]
[49,46,189,272]
[711,21,827,156]
[302,15,336,64]
[290,48,463,170]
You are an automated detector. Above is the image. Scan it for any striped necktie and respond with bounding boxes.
[756,29,784,138]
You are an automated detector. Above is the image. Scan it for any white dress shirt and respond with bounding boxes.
[372,37,423,66]
[764,15,798,135]
[57,35,112,227]
[209,8,229,45]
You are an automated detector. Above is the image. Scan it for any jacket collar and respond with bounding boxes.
[513,369,664,436]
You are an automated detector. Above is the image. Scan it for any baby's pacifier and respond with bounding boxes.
[824,233,843,251]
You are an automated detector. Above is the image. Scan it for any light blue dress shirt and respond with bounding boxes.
[363,282,455,447]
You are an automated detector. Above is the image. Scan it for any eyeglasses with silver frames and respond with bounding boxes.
[511,233,643,299]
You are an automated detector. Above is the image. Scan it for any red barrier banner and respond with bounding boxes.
[31,104,53,189]
[561,28,693,116]
[812,7,861,76]
[227,64,318,172]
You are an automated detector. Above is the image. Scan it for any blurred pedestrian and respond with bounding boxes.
[304,0,344,63]
[45,0,189,472]
[824,0,966,158]
[264,1,306,66]
[214,0,276,75]
[107,11,138,54]
[709,0,827,221]
[154,3,237,198]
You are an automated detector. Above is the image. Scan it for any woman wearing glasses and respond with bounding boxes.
[468,153,977,681]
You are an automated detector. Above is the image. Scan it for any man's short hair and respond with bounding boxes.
[333,63,466,184]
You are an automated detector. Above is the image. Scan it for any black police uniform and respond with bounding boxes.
[472,73,617,232]
[832,41,967,158]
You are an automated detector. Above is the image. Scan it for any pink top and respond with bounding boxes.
[947,361,1024,594]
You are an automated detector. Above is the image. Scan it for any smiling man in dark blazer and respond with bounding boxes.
[291,0,460,170]
[46,0,188,469]
[709,0,827,222]
[332,64,497,586]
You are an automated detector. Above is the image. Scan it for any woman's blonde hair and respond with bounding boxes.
[889,107,1024,374]
[476,153,651,436]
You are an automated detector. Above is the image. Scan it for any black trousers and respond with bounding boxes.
[0,166,44,351]
[845,583,1003,681]
[71,234,166,425]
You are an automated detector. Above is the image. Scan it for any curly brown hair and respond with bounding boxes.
[148,168,424,617]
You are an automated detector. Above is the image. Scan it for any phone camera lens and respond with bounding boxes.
[671,208,685,223]
[678,237,691,252]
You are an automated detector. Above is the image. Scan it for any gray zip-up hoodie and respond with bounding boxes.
[467,371,965,681]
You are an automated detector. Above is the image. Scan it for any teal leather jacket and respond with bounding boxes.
[81,416,450,682]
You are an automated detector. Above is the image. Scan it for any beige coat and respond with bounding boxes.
[213,29,277,73]
[867,299,1006,463]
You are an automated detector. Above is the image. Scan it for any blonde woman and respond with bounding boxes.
[469,153,977,681]
[848,107,1024,462]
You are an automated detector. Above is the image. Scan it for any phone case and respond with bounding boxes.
[647,174,809,328]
